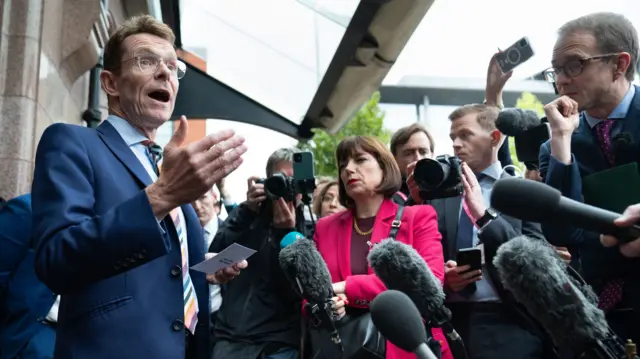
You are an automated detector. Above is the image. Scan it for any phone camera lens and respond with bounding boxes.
[507,48,521,64]
[519,39,528,47]
[293,153,301,162]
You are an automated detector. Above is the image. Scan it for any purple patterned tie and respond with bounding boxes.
[594,119,623,311]
[595,119,616,166]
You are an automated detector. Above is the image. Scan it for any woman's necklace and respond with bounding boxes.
[353,217,373,236]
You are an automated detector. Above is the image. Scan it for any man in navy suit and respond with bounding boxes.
[0,194,57,359]
[539,12,640,344]
[31,15,248,359]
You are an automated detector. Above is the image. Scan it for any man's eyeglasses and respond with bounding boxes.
[122,54,187,79]
[543,53,619,83]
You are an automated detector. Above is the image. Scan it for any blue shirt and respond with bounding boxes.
[584,84,635,136]
[447,161,503,303]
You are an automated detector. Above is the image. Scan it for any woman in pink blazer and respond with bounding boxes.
[313,136,453,359]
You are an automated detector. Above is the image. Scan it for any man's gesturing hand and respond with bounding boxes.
[146,116,248,218]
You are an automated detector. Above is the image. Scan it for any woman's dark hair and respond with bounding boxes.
[335,136,402,209]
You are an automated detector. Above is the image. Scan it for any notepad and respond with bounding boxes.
[582,162,640,214]
[191,243,256,274]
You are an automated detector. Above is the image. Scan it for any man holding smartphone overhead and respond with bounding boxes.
[424,103,552,359]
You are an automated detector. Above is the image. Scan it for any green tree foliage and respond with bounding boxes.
[510,92,546,171]
[297,92,390,177]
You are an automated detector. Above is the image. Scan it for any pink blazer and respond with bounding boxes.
[313,198,453,359]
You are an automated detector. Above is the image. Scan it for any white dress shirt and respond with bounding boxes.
[204,218,222,313]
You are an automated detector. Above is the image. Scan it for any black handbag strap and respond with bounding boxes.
[388,205,404,240]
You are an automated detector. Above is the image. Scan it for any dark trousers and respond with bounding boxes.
[211,339,298,359]
[448,302,546,359]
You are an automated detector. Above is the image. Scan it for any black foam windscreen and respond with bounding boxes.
[278,238,334,303]
[370,290,427,353]
[490,178,562,222]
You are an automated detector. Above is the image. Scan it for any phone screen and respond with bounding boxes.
[456,248,482,272]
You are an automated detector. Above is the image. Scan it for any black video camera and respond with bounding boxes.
[413,155,464,201]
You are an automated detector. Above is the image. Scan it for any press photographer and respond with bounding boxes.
[210,148,314,359]
[425,104,554,359]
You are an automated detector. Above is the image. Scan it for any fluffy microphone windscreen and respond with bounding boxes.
[278,238,333,303]
[490,178,561,222]
[370,290,427,353]
[368,239,445,318]
[493,236,608,350]
[496,109,542,136]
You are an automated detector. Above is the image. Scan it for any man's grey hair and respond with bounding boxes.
[266,147,300,177]
[558,12,639,81]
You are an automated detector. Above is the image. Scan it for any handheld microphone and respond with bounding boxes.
[371,290,438,359]
[494,235,635,358]
[496,108,542,136]
[280,231,305,249]
[278,238,342,347]
[278,238,333,302]
[490,178,640,242]
[368,239,468,359]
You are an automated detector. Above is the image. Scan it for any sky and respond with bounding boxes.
[169,0,640,202]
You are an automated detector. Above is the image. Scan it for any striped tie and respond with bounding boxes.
[141,140,199,333]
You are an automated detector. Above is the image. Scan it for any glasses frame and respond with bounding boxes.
[543,53,619,83]
[121,54,187,79]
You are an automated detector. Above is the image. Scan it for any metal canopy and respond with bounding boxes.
[379,76,557,108]
[171,62,302,138]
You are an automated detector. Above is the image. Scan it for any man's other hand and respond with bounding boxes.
[601,204,640,258]
[204,252,248,284]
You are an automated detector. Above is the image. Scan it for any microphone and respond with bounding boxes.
[371,290,438,359]
[496,108,542,136]
[278,238,342,347]
[278,237,333,303]
[368,239,468,359]
[612,132,636,166]
[280,231,305,248]
[494,235,634,358]
[490,178,640,243]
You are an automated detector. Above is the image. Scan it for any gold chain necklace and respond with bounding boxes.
[353,217,373,236]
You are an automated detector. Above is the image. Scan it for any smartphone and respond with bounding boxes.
[293,152,315,182]
[456,248,482,272]
[496,36,534,73]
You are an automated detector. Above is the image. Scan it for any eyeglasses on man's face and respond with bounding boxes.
[543,53,619,83]
[122,53,187,79]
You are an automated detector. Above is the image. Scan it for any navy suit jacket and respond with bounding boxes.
[0,194,56,359]
[539,86,640,294]
[31,121,210,359]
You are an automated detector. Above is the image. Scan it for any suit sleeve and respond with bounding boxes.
[0,196,32,290]
[538,141,585,246]
[32,124,170,294]
[345,206,445,305]
[478,212,545,252]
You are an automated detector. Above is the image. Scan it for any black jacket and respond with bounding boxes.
[209,202,308,348]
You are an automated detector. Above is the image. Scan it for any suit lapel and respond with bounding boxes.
[97,121,153,187]
[572,115,609,171]
[622,86,640,161]
[444,196,462,261]
[337,211,353,280]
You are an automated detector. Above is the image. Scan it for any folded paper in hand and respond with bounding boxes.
[191,243,257,274]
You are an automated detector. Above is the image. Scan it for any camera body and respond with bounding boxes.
[413,155,464,201]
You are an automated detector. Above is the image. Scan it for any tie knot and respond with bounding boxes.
[141,140,163,157]
[596,119,616,133]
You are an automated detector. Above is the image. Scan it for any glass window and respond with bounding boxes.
[180,0,357,123]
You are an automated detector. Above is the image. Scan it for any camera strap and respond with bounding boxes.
[389,205,405,240]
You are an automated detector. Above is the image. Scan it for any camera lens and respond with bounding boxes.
[507,48,521,64]
[413,158,451,190]
[519,39,528,47]
[293,153,301,162]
